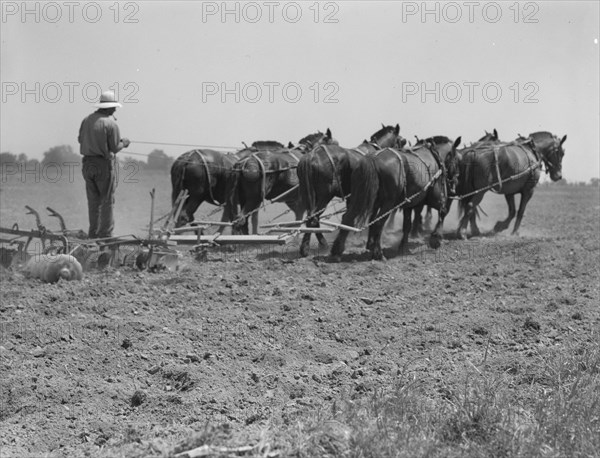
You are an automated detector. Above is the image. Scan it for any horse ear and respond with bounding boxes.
[394,124,400,134]
[326,128,332,138]
[560,134,567,145]
[381,123,385,129]
[453,136,462,149]
[493,128,498,139]
[288,142,294,148]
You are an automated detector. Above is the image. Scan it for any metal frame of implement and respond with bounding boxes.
[0,188,337,270]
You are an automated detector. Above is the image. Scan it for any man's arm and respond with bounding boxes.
[78,119,85,145]
[106,121,130,154]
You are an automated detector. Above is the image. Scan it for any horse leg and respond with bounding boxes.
[251,212,259,235]
[217,207,229,234]
[457,199,471,240]
[330,229,348,261]
[315,227,328,248]
[370,207,393,261]
[411,205,425,237]
[301,198,330,257]
[469,211,481,237]
[457,194,483,239]
[424,206,433,232]
[176,194,202,227]
[429,208,447,249]
[366,205,381,251]
[398,207,412,255]
[299,210,312,257]
[299,232,312,257]
[512,188,534,235]
[385,209,396,230]
[330,209,356,261]
[233,202,253,235]
[494,194,516,233]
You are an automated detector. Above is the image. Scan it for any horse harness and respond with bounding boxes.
[451,139,543,201]
[357,150,443,231]
[247,150,302,202]
[380,144,448,203]
[185,150,220,205]
[322,142,380,200]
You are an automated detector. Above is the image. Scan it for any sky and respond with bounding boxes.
[1,0,599,181]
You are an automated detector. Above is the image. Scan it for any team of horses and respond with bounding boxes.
[170,125,567,260]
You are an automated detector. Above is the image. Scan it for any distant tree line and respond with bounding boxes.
[1,147,174,172]
[540,178,599,187]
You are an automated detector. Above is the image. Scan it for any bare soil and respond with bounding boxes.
[1,171,598,457]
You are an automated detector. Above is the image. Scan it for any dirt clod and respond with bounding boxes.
[523,317,541,331]
[130,390,147,407]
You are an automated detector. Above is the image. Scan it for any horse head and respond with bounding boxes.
[546,134,567,181]
[478,128,500,143]
[297,129,339,153]
[526,132,566,181]
[369,123,402,149]
[444,137,462,196]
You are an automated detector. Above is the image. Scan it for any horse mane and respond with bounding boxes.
[415,135,452,146]
[369,125,395,142]
[298,132,323,146]
[251,141,285,150]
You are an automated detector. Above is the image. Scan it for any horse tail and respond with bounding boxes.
[297,152,318,218]
[347,154,379,228]
[226,161,243,217]
[171,152,189,205]
[221,160,237,222]
[457,151,480,219]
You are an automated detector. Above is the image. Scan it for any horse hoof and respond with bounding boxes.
[429,235,441,249]
[471,229,481,237]
[299,246,309,258]
[318,240,329,249]
[457,232,467,240]
[493,222,506,233]
[512,230,520,237]
[372,252,385,261]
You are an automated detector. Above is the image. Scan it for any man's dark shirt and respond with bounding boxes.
[78,111,121,159]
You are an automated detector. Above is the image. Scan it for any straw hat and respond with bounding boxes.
[95,91,122,108]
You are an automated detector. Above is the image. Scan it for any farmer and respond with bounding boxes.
[78,90,130,239]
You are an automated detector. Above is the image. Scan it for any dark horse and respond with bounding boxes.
[228,130,339,235]
[297,124,403,257]
[408,129,500,235]
[456,131,566,238]
[331,136,462,261]
[170,141,288,231]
